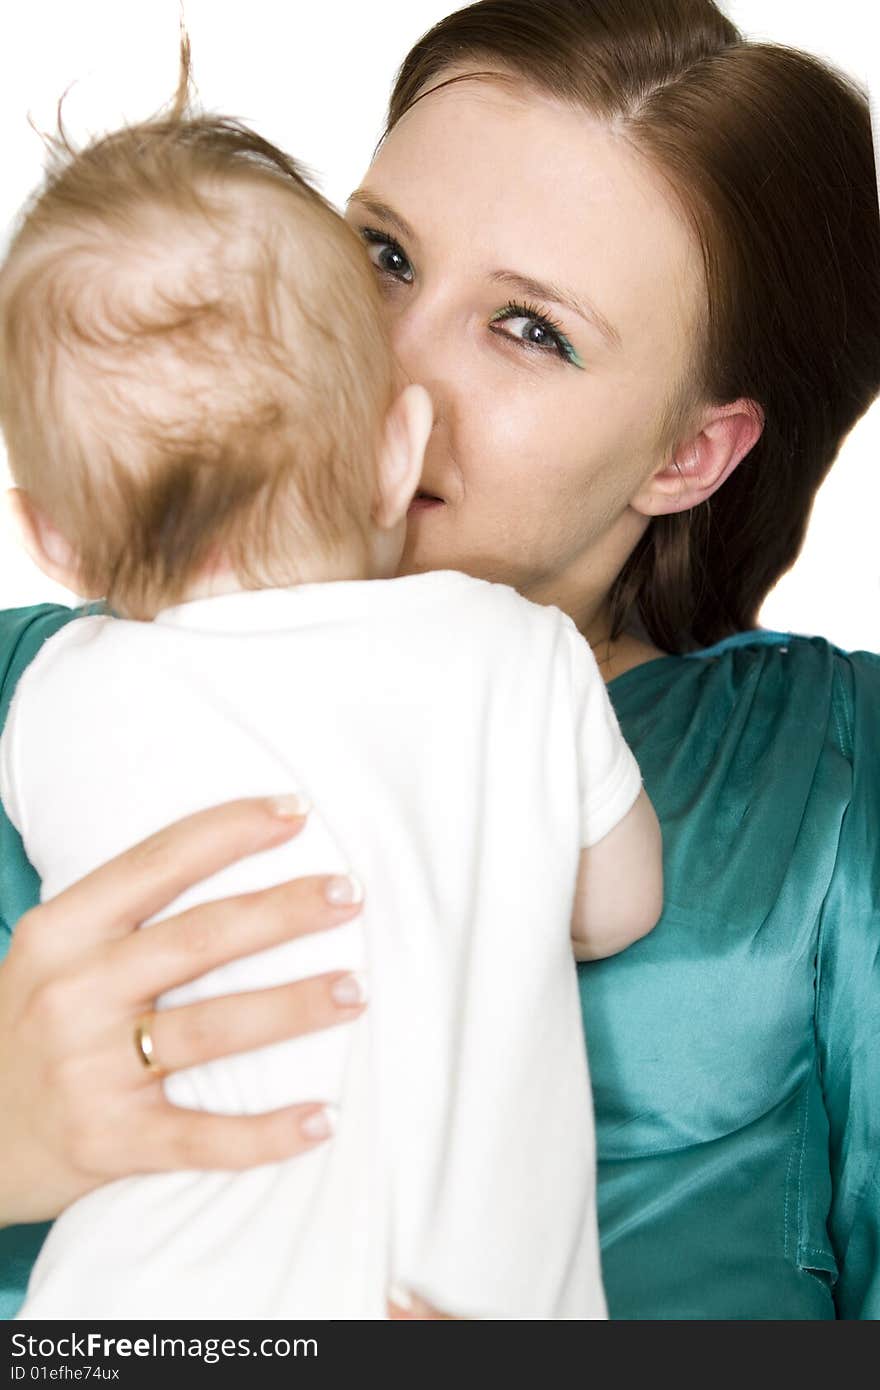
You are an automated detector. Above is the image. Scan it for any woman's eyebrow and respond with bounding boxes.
[489,270,622,352]
[348,188,622,351]
[347,189,419,246]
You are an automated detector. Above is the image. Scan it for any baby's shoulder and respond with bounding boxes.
[0,608,120,758]
[422,570,577,639]
[0,603,83,729]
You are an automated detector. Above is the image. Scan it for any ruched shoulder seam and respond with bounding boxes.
[829,655,855,767]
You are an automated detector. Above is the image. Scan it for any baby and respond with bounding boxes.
[0,76,662,1320]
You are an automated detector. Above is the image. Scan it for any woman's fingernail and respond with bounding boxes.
[389,1283,414,1312]
[331,972,368,1007]
[268,793,311,819]
[324,873,364,906]
[301,1105,336,1142]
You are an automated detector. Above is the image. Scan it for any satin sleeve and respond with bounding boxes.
[816,650,880,1319]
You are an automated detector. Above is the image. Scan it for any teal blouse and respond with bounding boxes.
[1,605,878,1320]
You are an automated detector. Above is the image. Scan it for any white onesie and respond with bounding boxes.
[0,570,642,1320]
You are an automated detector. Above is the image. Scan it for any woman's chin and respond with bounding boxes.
[396,544,439,577]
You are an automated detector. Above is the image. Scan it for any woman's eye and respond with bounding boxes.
[360,228,413,284]
[489,302,584,369]
[353,239,583,370]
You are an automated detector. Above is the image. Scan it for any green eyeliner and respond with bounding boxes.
[562,341,586,370]
[489,305,586,369]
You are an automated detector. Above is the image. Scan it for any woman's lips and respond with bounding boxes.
[408,492,445,513]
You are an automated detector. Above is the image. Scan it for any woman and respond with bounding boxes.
[1,0,878,1319]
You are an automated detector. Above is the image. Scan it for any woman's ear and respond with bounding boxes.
[6,488,89,594]
[372,383,434,530]
[631,399,764,517]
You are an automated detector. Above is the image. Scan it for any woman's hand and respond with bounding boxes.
[0,796,366,1227]
[388,1289,460,1320]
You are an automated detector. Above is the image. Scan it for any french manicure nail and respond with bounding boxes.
[269,793,311,819]
[331,972,368,1007]
[389,1283,414,1312]
[301,1105,336,1142]
[325,873,364,906]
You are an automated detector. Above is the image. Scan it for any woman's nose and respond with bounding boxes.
[387,295,459,414]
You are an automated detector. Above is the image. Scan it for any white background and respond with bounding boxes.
[0,1,877,649]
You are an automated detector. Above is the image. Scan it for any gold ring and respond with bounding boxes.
[133,1016,165,1076]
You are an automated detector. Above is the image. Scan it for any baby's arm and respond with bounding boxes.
[571,787,663,961]
[563,619,663,962]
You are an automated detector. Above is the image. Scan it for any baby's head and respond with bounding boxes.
[0,71,432,619]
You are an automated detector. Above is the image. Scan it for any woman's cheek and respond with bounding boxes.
[463,384,541,487]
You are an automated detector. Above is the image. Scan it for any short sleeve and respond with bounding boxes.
[564,622,643,848]
[0,663,23,840]
[0,605,80,1320]
[0,603,78,959]
[815,650,880,1319]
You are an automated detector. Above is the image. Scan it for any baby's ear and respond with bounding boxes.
[373,384,434,529]
[6,488,90,595]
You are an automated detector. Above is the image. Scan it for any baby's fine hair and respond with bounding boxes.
[0,39,394,619]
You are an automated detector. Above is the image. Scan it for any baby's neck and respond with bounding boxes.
[177,545,377,605]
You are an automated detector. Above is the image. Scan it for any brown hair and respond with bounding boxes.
[384,0,880,651]
[0,42,394,620]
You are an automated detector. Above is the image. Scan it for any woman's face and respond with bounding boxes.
[344,74,704,626]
